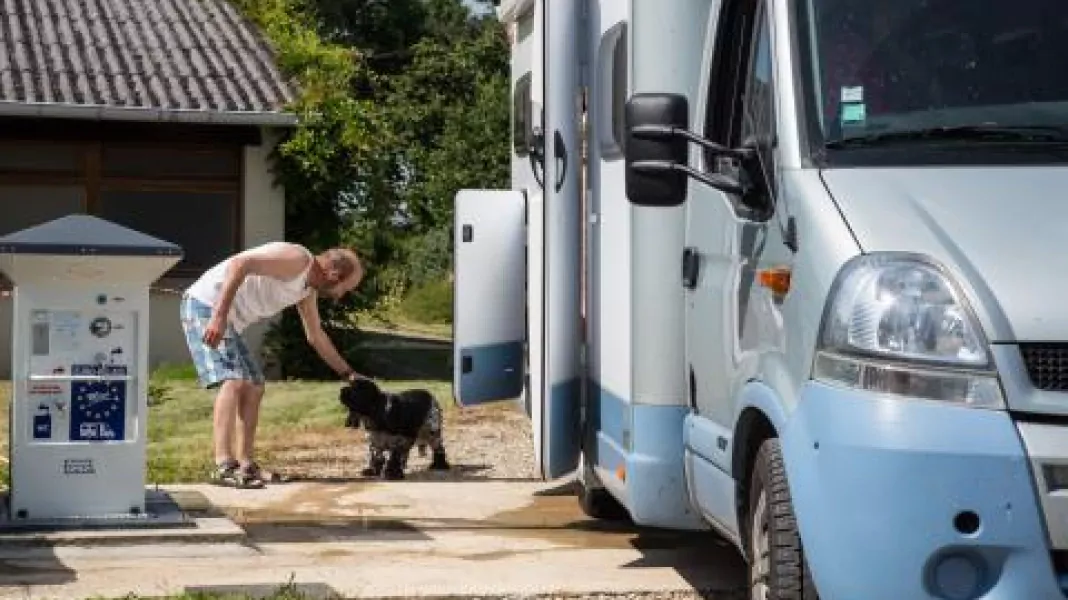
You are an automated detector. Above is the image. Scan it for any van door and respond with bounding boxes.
[452,189,527,407]
[534,0,584,480]
[685,0,784,533]
[454,0,583,481]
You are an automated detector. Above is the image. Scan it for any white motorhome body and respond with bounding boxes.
[454,0,712,530]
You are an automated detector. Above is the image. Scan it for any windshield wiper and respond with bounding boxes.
[825,124,1068,149]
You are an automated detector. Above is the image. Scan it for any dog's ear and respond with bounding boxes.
[339,384,356,409]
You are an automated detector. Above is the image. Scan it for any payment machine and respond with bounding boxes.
[0,215,181,523]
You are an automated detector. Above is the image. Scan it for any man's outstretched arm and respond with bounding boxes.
[295,291,362,380]
[204,242,311,348]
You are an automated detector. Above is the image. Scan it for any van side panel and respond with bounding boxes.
[586,0,633,491]
[613,0,714,530]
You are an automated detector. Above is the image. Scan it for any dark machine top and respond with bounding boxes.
[0,215,183,257]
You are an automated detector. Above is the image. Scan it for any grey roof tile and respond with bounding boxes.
[0,0,295,117]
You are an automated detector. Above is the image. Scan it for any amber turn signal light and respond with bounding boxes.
[758,266,792,297]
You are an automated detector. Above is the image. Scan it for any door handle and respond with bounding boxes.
[682,247,700,289]
[553,129,568,192]
[529,126,546,189]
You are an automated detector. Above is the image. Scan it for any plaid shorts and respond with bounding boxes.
[180,294,265,389]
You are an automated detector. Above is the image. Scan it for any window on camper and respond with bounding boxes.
[796,0,1068,161]
[740,4,777,196]
[513,72,533,157]
[704,0,778,209]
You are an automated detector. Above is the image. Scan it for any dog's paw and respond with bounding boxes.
[382,468,405,481]
[429,453,451,471]
[361,466,380,477]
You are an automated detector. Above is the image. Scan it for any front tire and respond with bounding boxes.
[747,437,819,600]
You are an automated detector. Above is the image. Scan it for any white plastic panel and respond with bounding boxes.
[452,189,527,407]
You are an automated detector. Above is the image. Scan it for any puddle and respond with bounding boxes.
[170,480,731,564]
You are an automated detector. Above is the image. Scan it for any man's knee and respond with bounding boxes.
[218,378,263,398]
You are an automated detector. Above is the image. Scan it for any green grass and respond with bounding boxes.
[355,308,452,340]
[145,369,451,484]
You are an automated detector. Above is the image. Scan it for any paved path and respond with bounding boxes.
[0,481,747,599]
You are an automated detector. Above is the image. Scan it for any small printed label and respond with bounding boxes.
[841,86,864,103]
[63,458,95,475]
[841,102,867,123]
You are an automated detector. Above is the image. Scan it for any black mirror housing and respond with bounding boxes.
[624,93,689,207]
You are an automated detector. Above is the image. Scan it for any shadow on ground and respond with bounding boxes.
[0,551,77,588]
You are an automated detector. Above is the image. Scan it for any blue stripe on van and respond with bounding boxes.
[545,377,582,479]
[590,381,706,531]
[456,340,524,406]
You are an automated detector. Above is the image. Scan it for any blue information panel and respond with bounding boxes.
[69,364,127,442]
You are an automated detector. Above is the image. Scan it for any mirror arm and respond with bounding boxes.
[631,160,747,196]
[631,124,753,161]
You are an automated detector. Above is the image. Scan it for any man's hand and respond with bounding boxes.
[203,314,227,348]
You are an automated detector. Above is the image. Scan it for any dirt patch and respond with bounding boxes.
[258,401,536,483]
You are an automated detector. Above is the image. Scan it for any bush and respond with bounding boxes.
[400,278,453,324]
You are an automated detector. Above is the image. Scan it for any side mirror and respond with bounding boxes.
[624,93,759,207]
[624,93,690,207]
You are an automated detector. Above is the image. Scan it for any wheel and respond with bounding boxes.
[577,480,631,521]
[747,437,819,600]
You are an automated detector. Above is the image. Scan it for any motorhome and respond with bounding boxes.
[453,0,1068,597]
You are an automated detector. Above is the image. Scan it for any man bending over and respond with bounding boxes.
[181,242,365,488]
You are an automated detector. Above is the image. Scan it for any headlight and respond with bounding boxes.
[814,254,1004,409]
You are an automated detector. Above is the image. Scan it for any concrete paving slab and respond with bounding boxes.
[0,480,748,599]
[0,488,246,547]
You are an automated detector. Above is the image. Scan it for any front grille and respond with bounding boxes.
[1020,344,1068,392]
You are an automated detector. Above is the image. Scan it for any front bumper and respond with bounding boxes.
[781,381,1064,599]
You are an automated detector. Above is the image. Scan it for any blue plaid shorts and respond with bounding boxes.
[180,294,265,389]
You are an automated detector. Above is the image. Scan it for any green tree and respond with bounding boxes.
[234,0,510,376]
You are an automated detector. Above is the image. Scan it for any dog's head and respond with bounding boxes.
[339,377,387,427]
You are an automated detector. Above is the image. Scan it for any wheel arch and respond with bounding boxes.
[731,381,790,543]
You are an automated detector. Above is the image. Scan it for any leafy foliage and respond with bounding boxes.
[233,0,508,378]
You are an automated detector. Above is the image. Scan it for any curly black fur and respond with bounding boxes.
[339,378,450,480]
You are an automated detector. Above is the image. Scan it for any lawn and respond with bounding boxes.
[0,363,455,487]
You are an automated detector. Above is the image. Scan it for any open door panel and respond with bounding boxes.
[536,0,583,481]
[452,189,527,407]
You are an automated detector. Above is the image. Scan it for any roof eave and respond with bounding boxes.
[0,101,299,127]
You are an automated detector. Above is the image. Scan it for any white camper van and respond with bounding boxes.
[454,0,1068,598]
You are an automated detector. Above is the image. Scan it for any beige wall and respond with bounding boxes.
[0,127,287,380]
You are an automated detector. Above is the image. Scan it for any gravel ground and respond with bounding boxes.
[261,400,538,482]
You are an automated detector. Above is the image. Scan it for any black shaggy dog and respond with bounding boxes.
[339,378,451,480]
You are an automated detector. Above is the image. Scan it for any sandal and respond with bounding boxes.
[210,460,265,489]
[244,461,293,484]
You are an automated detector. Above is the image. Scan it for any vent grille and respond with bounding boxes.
[1020,344,1068,392]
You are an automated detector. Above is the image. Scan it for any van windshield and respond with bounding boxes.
[799,0,1068,152]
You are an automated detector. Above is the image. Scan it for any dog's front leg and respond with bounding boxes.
[426,402,451,471]
[383,439,414,480]
[362,432,386,477]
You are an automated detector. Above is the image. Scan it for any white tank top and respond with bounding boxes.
[185,242,314,333]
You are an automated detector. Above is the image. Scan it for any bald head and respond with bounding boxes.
[313,247,364,298]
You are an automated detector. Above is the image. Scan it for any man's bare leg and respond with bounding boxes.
[235,381,265,468]
[213,380,244,466]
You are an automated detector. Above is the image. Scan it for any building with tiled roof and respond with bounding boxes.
[0,0,300,375]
